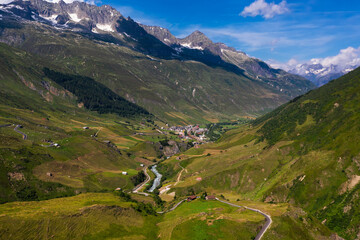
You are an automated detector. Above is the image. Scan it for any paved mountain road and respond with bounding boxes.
[14,125,28,140]
[216,198,272,240]
[132,164,272,239]
[157,199,185,214]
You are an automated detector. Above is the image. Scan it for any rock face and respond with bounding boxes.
[140,25,179,46]
[153,140,192,158]
[0,0,175,58]
[7,172,25,181]
[20,0,121,32]
[141,26,314,98]
[162,140,180,157]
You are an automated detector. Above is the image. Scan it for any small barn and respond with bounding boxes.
[187,195,197,202]
[206,195,216,200]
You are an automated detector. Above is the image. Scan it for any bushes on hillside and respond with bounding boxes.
[131,171,146,187]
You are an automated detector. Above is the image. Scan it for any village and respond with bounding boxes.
[166,124,208,144]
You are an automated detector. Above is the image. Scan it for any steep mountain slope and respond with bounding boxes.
[0,0,314,124]
[0,43,158,203]
[0,193,161,239]
[142,26,314,98]
[160,67,360,239]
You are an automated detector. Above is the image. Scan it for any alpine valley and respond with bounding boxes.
[0,0,359,240]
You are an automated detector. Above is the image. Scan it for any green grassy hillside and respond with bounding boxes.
[0,193,160,240]
[0,20,312,124]
[1,191,331,240]
[158,67,360,239]
[158,198,263,240]
[0,43,163,202]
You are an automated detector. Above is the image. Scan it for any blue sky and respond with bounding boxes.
[101,0,360,65]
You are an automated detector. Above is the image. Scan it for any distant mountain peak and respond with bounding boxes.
[187,30,206,37]
[285,62,359,86]
[181,30,212,47]
[1,0,123,32]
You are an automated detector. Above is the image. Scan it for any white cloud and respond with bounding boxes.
[267,58,297,71]
[310,46,360,68]
[268,46,360,71]
[240,0,289,19]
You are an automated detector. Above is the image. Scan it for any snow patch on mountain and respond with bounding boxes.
[123,32,138,41]
[68,13,82,22]
[180,42,204,50]
[0,3,22,10]
[0,0,14,4]
[96,23,114,32]
[41,14,58,24]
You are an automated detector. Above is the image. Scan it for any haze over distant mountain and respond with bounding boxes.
[269,46,360,86]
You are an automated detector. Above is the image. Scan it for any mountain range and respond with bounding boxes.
[142,25,311,95]
[287,62,358,86]
[269,48,360,87]
[0,0,360,239]
[0,0,314,124]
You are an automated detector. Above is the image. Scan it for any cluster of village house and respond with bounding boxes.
[165,125,208,143]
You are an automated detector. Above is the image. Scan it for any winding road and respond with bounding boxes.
[216,198,272,240]
[14,125,27,140]
[175,162,187,186]
[132,163,272,239]
[0,124,27,140]
[156,196,272,239]
[157,199,185,214]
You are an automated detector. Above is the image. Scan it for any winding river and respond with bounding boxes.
[148,165,162,192]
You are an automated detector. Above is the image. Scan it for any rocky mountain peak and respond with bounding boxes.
[140,25,179,45]
[2,0,124,32]
[180,30,213,49]
[187,30,206,38]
